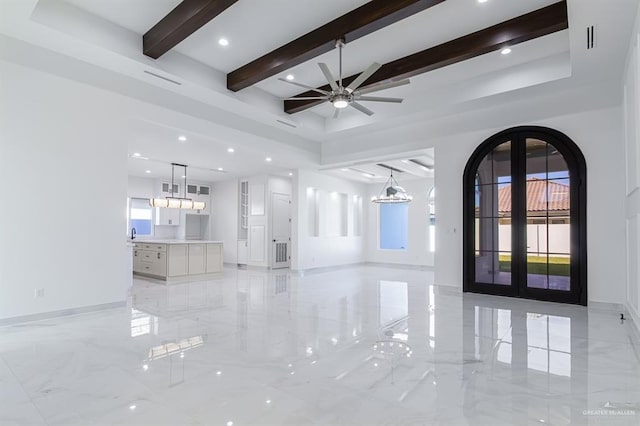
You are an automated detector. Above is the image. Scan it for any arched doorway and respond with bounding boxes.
[463,126,587,305]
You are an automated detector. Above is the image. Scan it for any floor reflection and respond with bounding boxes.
[1,266,638,425]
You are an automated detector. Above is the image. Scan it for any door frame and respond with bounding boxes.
[463,126,587,305]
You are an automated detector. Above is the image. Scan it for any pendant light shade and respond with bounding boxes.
[371,171,413,204]
[149,163,206,210]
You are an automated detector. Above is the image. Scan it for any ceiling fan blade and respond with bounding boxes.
[356,79,410,95]
[283,96,329,101]
[354,96,403,103]
[277,78,330,95]
[346,62,381,92]
[333,108,340,119]
[350,101,374,116]
[318,63,339,91]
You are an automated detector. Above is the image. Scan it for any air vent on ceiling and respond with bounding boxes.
[409,159,434,170]
[276,119,297,128]
[348,167,376,178]
[586,25,596,50]
[376,163,405,173]
[144,70,182,85]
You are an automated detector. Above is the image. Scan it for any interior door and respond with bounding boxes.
[464,127,586,305]
[271,193,291,269]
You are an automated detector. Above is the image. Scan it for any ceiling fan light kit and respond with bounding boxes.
[149,163,206,210]
[280,38,409,117]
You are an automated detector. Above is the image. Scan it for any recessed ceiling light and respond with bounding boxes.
[285,74,295,81]
[181,175,186,178]
[501,48,512,55]
[145,170,151,174]
[288,172,293,176]
[265,157,272,162]
[478,0,488,3]
[132,152,141,157]
[340,168,349,172]
[218,167,224,171]
[178,135,187,142]
[227,148,235,153]
[218,38,229,46]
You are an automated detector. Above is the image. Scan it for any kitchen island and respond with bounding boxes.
[132,240,223,282]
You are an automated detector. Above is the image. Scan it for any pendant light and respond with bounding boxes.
[371,171,413,203]
[149,163,206,210]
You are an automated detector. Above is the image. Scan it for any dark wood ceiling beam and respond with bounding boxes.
[143,0,238,59]
[226,0,446,92]
[285,1,568,114]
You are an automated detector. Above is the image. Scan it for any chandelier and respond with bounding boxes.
[149,163,206,210]
[371,171,413,203]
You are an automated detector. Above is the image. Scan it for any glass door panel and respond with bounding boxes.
[474,141,512,286]
[525,139,571,292]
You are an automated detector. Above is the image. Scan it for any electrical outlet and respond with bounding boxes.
[34,288,45,298]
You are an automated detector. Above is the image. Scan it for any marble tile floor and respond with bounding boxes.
[1,265,639,425]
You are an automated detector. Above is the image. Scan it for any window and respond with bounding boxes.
[379,203,408,250]
[128,197,153,236]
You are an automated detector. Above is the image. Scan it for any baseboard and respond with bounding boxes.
[588,301,626,312]
[0,300,126,327]
[625,302,640,337]
[292,262,366,275]
[291,262,435,275]
[363,262,434,271]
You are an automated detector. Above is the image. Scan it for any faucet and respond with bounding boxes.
[131,227,136,240]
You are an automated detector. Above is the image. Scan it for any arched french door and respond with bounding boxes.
[463,126,587,305]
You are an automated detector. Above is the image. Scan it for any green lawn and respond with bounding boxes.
[498,254,570,276]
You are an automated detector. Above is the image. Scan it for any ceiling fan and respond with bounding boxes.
[279,39,410,118]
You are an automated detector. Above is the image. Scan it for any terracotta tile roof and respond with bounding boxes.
[498,178,570,213]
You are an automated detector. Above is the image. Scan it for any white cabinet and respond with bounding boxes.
[133,248,142,272]
[133,241,223,280]
[206,243,223,272]
[188,185,210,215]
[188,244,206,274]
[161,182,180,197]
[168,245,188,277]
[137,246,167,277]
[238,181,248,239]
[155,207,180,226]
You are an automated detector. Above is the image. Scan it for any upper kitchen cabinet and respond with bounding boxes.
[187,184,210,215]
[161,182,180,197]
[155,206,179,226]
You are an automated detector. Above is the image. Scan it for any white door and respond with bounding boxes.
[271,193,291,269]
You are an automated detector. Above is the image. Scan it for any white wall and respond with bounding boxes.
[292,170,367,270]
[0,61,128,320]
[623,2,640,331]
[365,178,435,267]
[212,178,239,264]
